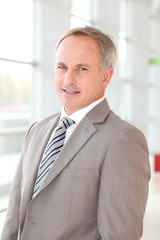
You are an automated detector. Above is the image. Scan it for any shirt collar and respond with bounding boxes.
[60,96,105,124]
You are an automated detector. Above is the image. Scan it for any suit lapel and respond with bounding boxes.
[35,99,110,197]
[26,114,60,197]
[38,117,96,194]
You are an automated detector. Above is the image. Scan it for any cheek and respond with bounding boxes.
[55,74,61,86]
[55,78,61,95]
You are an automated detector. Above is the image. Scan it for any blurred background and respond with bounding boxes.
[0,0,160,239]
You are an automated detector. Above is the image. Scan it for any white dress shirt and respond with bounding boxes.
[60,96,105,143]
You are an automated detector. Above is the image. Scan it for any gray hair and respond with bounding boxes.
[55,26,117,72]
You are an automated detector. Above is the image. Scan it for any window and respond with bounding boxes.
[70,0,92,28]
[0,0,33,213]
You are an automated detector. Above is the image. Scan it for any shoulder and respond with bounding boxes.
[97,110,148,151]
[25,113,60,139]
[106,110,143,135]
[87,98,147,146]
[33,113,60,128]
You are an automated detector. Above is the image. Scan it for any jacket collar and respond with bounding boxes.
[32,98,111,199]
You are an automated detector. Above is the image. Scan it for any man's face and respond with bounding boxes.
[55,35,113,115]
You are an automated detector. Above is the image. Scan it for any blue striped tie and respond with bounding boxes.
[32,117,75,198]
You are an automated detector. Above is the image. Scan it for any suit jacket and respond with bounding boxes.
[1,99,150,240]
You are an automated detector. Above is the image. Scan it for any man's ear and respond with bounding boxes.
[103,68,114,88]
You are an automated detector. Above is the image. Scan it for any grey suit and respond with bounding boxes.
[1,99,150,240]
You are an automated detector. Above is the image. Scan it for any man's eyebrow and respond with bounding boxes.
[56,62,66,66]
[76,63,90,68]
[56,63,90,68]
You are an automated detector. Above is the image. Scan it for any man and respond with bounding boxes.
[1,26,150,240]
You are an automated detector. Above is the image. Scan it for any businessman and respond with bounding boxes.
[1,26,150,240]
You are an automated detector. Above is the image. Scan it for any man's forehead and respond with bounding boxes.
[57,35,100,52]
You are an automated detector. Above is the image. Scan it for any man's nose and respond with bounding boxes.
[64,69,76,85]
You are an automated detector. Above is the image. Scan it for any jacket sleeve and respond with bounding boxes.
[0,123,36,240]
[97,128,151,240]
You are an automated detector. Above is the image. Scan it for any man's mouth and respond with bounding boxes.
[62,86,80,94]
[61,84,80,95]
[64,89,79,94]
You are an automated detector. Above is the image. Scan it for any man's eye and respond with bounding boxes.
[58,66,66,70]
[79,67,87,71]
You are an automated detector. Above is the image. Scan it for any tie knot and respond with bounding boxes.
[58,117,75,130]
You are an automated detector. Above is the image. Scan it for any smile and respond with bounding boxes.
[62,88,80,94]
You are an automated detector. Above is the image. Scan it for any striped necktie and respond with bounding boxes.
[32,117,75,198]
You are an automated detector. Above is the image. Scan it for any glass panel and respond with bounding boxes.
[149,121,156,153]
[70,0,91,29]
[149,87,156,119]
[72,0,91,16]
[0,61,31,117]
[0,0,33,216]
[120,81,132,121]
[0,154,19,209]
[0,61,31,155]
[0,61,31,212]
[0,0,33,62]
[70,16,91,29]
